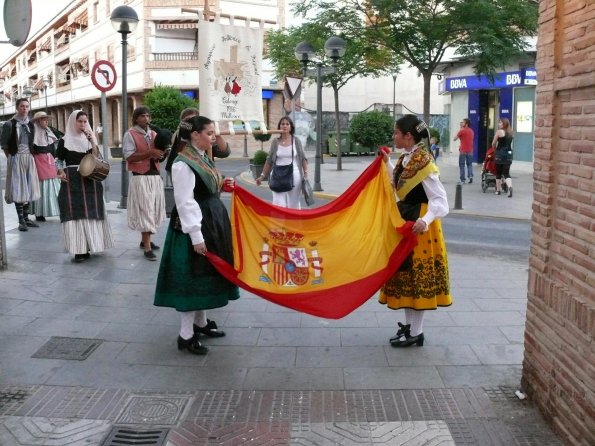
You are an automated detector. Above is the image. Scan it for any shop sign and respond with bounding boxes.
[445,68,537,91]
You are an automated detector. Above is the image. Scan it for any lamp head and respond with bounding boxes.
[324,36,346,64]
[22,87,34,97]
[110,5,139,34]
[295,41,315,65]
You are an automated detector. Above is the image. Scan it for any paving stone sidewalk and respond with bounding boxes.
[0,153,564,445]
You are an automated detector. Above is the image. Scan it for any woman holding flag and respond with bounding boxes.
[154,115,239,355]
[380,114,452,347]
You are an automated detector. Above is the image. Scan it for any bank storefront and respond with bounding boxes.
[440,68,536,163]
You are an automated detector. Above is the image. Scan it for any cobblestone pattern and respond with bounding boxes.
[0,387,563,445]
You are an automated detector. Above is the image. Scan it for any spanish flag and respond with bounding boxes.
[207,156,416,319]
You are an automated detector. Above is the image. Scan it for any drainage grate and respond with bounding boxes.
[107,210,123,214]
[100,427,169,446]
[31,336,103,360]
[0,389,31,414]
[117,396,189,425]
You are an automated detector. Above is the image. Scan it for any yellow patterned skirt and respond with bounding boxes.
[379,203,452,310]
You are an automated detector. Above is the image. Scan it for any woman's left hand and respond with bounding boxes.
[193,242,207,255]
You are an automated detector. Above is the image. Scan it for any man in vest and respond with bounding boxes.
[0,98,41,231]
[122,106,166,260]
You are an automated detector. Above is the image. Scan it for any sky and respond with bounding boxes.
[0,0,77,64]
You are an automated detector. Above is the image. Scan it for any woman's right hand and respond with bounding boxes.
[57,169,67,182]
[193,242,207,255]
[255,176,264,186]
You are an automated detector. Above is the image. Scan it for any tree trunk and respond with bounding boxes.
[334,85,342,171]
[423,71,432,124]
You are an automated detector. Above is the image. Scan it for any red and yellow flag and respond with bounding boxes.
[208,156,416,319]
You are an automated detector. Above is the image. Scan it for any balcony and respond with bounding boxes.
[152,51,198,62]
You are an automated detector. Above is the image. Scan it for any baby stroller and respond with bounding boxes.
[481,147,507,193]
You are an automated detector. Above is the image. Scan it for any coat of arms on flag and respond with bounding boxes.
[258,230,323,287]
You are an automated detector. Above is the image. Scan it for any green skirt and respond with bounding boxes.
[154,211,240,312]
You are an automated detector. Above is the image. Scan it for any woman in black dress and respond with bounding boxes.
[154,116,239,355]
[491,118,514,197]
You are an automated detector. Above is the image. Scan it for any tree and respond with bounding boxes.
[294,0,538,123]
[266,17,400,170]
[143,85,198,132]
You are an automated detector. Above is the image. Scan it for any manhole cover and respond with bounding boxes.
[117,396,189,425]
[107,210,122,214]
[31,337,103,360]
[100,427,169,446]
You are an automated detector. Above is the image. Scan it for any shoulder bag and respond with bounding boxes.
[269,138,294,192]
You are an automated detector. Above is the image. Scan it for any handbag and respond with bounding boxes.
[269,138,294,192]
[164,172,175,218]
[302,178,315,206]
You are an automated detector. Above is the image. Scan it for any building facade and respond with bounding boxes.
[438,50,537,163]
[523,1,594,445]
[0,0,285,152]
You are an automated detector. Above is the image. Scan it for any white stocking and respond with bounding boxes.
[194,310,207,328]
[180,311,195,340]
[405,309,425,337]
[505,177,512,188]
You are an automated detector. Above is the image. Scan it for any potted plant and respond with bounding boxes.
[250,149,268,179]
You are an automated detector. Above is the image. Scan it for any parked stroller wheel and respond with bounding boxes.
[482,181,488,193]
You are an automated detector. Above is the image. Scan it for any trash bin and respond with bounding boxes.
[327,131,351,156]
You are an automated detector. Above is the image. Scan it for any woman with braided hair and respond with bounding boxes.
[380,114,452,347]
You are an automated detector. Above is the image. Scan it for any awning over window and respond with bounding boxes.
[157,21,198,30]
[32,78,45,89]
[37,37,51,51]
[73,10,88,26]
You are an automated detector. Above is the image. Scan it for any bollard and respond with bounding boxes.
[454,183,463,210]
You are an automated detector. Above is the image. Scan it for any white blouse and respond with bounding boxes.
[172,151,206,245]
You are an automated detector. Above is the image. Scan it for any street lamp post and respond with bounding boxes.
[294,36,346,191]
[392,74,397,151]
[111,5,139,209]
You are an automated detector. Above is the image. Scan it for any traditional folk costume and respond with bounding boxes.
[123,125,166,236]
[30,120,60,218]
[155,144,239,311]
[380,143,451,345]
[56,110,114,257]
[1,115,41,230]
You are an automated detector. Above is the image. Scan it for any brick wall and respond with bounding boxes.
[523,1,595,445]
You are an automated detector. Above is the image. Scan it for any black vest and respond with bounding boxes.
[4,119,35,155]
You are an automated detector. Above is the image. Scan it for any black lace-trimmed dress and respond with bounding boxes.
[154,147,239,311]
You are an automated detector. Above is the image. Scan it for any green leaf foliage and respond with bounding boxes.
[349,110,394,149]
[143,86,198,133]
[293,0,538,120]
[252,149,268,165]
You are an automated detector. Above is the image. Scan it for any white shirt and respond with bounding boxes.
[387,147,449,226]
[172,149,207,245]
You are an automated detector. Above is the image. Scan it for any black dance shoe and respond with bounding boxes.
[193,319,226,338]
[139,242,160,250]
[35,216,46,222]
[391,332,424,347]
[389,323,411,343]
[74,254,88,263]
[177,334,209,355]
[25,219,39,228]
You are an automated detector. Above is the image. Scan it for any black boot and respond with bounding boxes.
[23,203,38,227]
[15,203,28,231]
